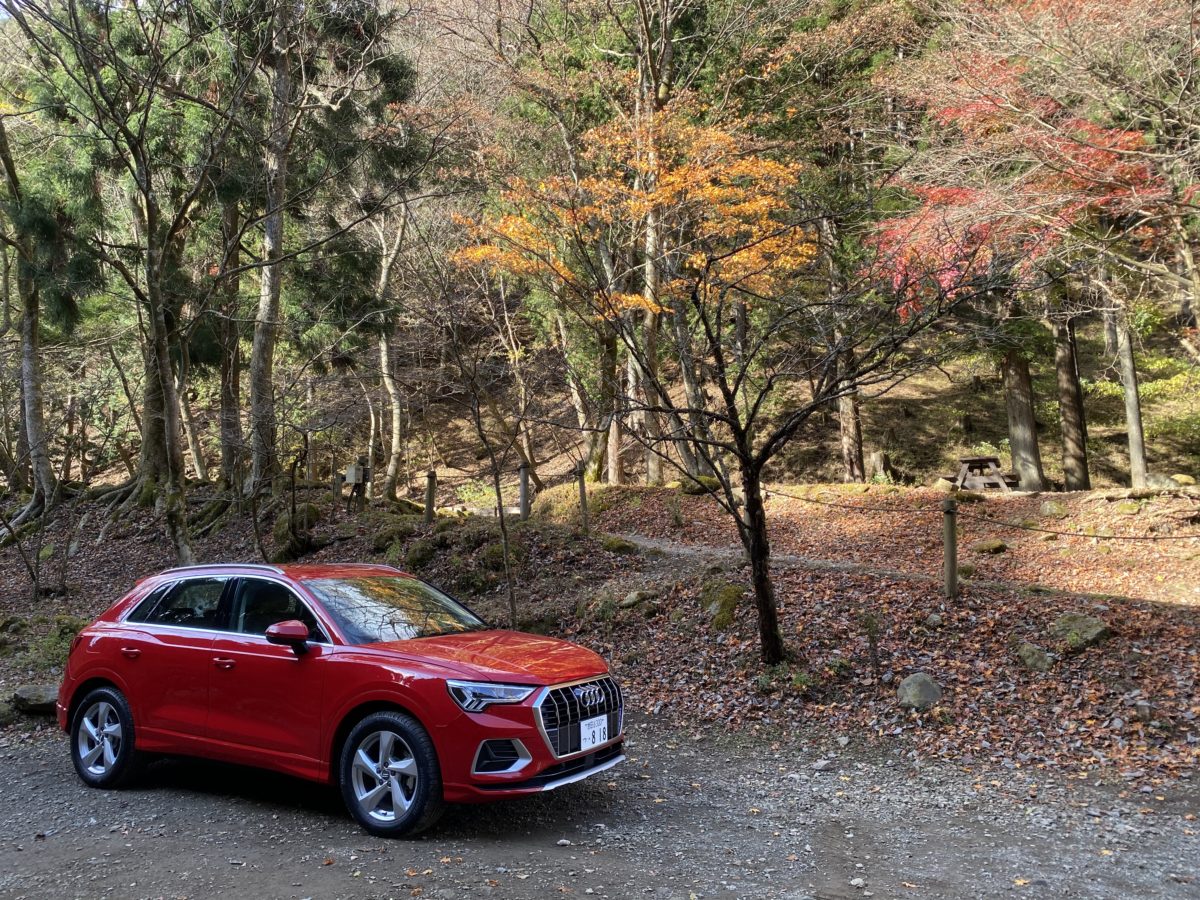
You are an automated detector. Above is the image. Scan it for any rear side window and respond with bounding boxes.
[128,578,227,629]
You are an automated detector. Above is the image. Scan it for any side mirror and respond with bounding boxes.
[265,619,310,655]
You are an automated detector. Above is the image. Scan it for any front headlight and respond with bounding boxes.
[446,680,536,713]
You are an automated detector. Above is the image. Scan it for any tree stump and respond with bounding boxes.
[867,450,897,482]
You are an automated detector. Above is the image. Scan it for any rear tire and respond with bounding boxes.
[69,686,146,789]
[339,711,444,838]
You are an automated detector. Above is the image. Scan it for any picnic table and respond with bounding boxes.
[952,455,1017,491]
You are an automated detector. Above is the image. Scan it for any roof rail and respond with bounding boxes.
[158,563,285,576]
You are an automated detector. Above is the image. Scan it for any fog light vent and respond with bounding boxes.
[473,739,529,774]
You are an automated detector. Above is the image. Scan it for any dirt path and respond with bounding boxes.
[1,718,1196,900]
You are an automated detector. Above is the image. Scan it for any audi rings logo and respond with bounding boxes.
[573,684,604,708]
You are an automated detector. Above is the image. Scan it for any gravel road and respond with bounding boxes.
[0,717,1196,900]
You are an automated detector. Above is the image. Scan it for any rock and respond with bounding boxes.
[1040,500,1068,519]
[1171,474,1197,486]
[1145,474,1178,490]
[556,839,572,847]
[12,684,58,715]
[897,673,942,711]
[969,538,1007,554]
[836,736,850,749]
[1015,641,1052,672]
[1114,500,1142,515]
[620,590,657,609]
[1040,532,1058,542]
[811,759,833,772]
[1134,700,1153,723]
[599,535,639,555]
[850,878,866,888]
[0,700,16,728]
[700,580,744,631]
[924,612,944,629]
[679,475,720,495]
[933,478,956,491]
[1049,613,1112,651]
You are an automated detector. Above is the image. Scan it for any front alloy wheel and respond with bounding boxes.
[69,686,144,788]
[339,712,443,837]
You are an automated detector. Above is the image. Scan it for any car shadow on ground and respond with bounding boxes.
[134,754,624,839]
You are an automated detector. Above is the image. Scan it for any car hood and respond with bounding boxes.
[367,630,608,684]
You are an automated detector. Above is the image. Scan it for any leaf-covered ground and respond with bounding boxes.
[540,483,1200,780]
[2,482,1197,786]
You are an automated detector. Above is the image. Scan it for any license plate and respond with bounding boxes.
[579,713,609,751]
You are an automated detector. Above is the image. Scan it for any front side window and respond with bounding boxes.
[229,578,326,640]
[304,577,485,644]
[129,578,227,629]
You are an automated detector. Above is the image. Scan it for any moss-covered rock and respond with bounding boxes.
[369,516,422,553]
[1114,500,1142,515]
[388,496,426,515]
[530,482,582,524]
[1049,612,1112,652]
[599,534,639,555]
[405,539,437,570]
[1040,500,1069,519]
[969,538,1007,554]
[273,502,322,544]
[433,516,463,535]
[679,475,721,496]
[700,580,744,631]
[21,615,87,673]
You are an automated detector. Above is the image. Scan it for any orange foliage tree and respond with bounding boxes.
[461,106,967,664]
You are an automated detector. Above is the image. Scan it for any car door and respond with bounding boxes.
[206,576,329,773]
[117,577,228,747]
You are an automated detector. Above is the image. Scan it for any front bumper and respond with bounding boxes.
[437,675,625,803]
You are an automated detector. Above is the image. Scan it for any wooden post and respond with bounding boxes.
[424,470,437,524]
[331,472,344,507]
[518,463,530,521]
[576,464,590,535]
[942,497,958,599]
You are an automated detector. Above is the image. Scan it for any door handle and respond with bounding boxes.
[213,657,236,670]
[120,647,141,659]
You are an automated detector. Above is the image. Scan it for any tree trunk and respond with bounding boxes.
[218,201,243,491]
[642,321,663,484]
[177,343,209,482]
[1,118,55,513]
[672,297,711,477]
[1000,349,1047,490]
[248,4,293,495]
[1116,316,1148,489]
[837,346,864,482]
[18,263,54,510]
[60,393,76,483]
[1102,304,1119,357]
[1053,319,1090,491]
[1173,216,1199,327]
[739,465,785,665]
[379,330,404,500]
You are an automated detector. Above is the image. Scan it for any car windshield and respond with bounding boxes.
[304,576,486,643]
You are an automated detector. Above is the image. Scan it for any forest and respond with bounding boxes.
[0,0,1198,671]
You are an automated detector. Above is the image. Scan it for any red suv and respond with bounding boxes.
[57,563,624,837]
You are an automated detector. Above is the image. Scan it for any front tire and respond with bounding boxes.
[69,687,145,788]
[339,711,444,838]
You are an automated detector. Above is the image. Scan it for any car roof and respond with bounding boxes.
[149,562,409,582]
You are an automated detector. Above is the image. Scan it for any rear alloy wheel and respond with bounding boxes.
[70,687,145,788]
[339,711,443,837]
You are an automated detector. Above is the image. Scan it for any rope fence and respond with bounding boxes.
[761,484,1200,599]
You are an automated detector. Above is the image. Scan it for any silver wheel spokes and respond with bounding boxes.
[351,729,418,823]
[77,701,123,776]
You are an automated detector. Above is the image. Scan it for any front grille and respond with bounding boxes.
[536,676,623,758]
